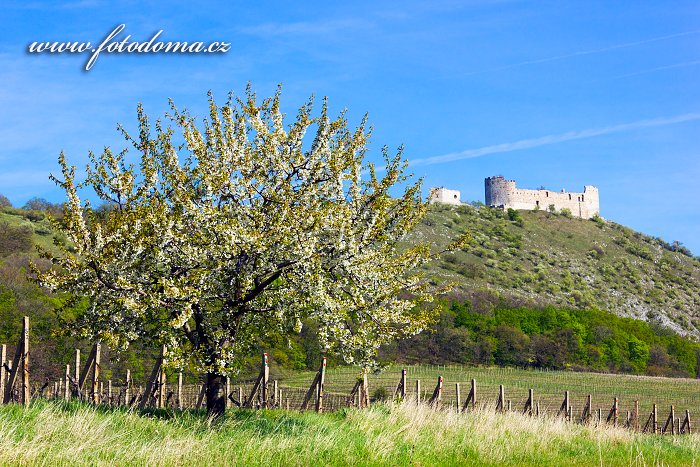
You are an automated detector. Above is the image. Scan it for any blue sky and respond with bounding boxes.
[1,1,698,252]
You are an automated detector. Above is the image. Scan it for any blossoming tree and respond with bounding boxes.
[37,88,463,416]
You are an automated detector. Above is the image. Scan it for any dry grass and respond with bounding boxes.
[1,399,698,466]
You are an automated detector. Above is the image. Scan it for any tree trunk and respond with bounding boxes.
[206,372,226,418]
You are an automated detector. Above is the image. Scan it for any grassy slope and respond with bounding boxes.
[1,400,697,466]
[411,204,700,337]
[0,210,64,257]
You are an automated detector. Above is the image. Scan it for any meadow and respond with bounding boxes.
[0,398,698,466]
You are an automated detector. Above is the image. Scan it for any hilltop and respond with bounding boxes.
[411,203,700,338]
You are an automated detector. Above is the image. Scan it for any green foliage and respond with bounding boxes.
[37,87,457,379]
[391,300,700,377]
[560,208,572,218]
[506,208,524,227]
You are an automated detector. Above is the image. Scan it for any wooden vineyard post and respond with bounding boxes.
[75,343,101,404]
[496,385,504,413]
[238,387,243,408]
[301,356,326,411]
[139,345,166,410]
[415,380,421,404]
[244,353,269,409]
[362,369,370,408]
[225,376,231,410]
[64,365,70,400]
[273,380,279,408]
[606,398,618,427]
[455,383,461,411]
[400,369,407,400]
[634,400,639,432]
[261,353,269,408]
[125,370,132,407]
[107,380,112,406]
[177,372,183,409]
[195,382,206,409]
[316,357,326,413]
[21,316,29,407]
[428,376,443,407]
[523,389,533,416]
[0,344,5,402]
[74,349,80,399]
[662,406,675,435]
[463,379,476,412]
[580,394,592,424]
[680,410,691,434]
[558,391,570,421]
[536,401,540,417]
[394,369,407,401]
[349,381,358,408]
[158,351,166,409]
[644,404,658,433]
[3,316,30,406]
[92,343,101,405]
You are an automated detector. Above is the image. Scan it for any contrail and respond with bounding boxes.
[466,29,700,76]
[608,60,700,80]
[409,112,700,167]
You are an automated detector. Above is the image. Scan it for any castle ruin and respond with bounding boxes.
[428,187,461,206]
[485,176,599,219]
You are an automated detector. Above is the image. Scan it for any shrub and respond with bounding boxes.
[24,210,45,222]
[588,244,605,259]
[506,208,524,226]
[560,208,572,218]
[0,222,33,256]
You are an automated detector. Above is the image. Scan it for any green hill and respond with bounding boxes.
[411,203,700,338]
[2,201,700,380]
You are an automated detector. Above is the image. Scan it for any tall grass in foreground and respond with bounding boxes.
[0,399,698,466]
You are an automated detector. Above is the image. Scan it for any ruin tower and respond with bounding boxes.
[484,176,600,219]
[485,176,516,207]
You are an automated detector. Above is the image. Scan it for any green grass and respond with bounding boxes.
[1,399,698,466]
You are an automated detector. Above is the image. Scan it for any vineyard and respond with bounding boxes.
[2,316,698,435]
